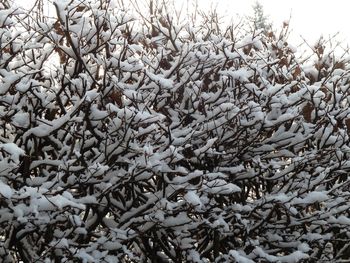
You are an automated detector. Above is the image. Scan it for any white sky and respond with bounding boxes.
[17,0,350,47]
[210,0,350,46]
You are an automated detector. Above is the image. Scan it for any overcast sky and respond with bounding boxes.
[203,0,350,46]
[17,0,350,47]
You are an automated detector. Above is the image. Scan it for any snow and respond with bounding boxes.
[220,68,253,82]
[1,142,25,162]
[329,215,350,225]
[162,212,192,227]
[0,179,13,198]
[229,250,255,263]
[184,191,203,209]
[293,191,329,205]
[54,238,69,248]
[298,243,311,253]
[146,71,173,89]
[253,247,309,262]
[76,249,96,263]
[194,138,217,156]
[204,179,241,194]
[0,9,20,27]
[12,112,30,128]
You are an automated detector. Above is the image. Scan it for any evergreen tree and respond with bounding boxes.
[250,1,272,32]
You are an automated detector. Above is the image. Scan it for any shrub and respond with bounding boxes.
[1,0,350,262]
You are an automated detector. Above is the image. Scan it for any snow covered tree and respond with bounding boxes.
[2,0,350,262]
[249,1,272,33]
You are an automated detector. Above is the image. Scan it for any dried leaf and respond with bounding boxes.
[345,118,350,133]
[292,66,301,79]
[54,20,64,36]
[109,90,123,107]
[302,102,314,123]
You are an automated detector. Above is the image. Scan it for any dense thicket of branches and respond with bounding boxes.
[2,0,350,262]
